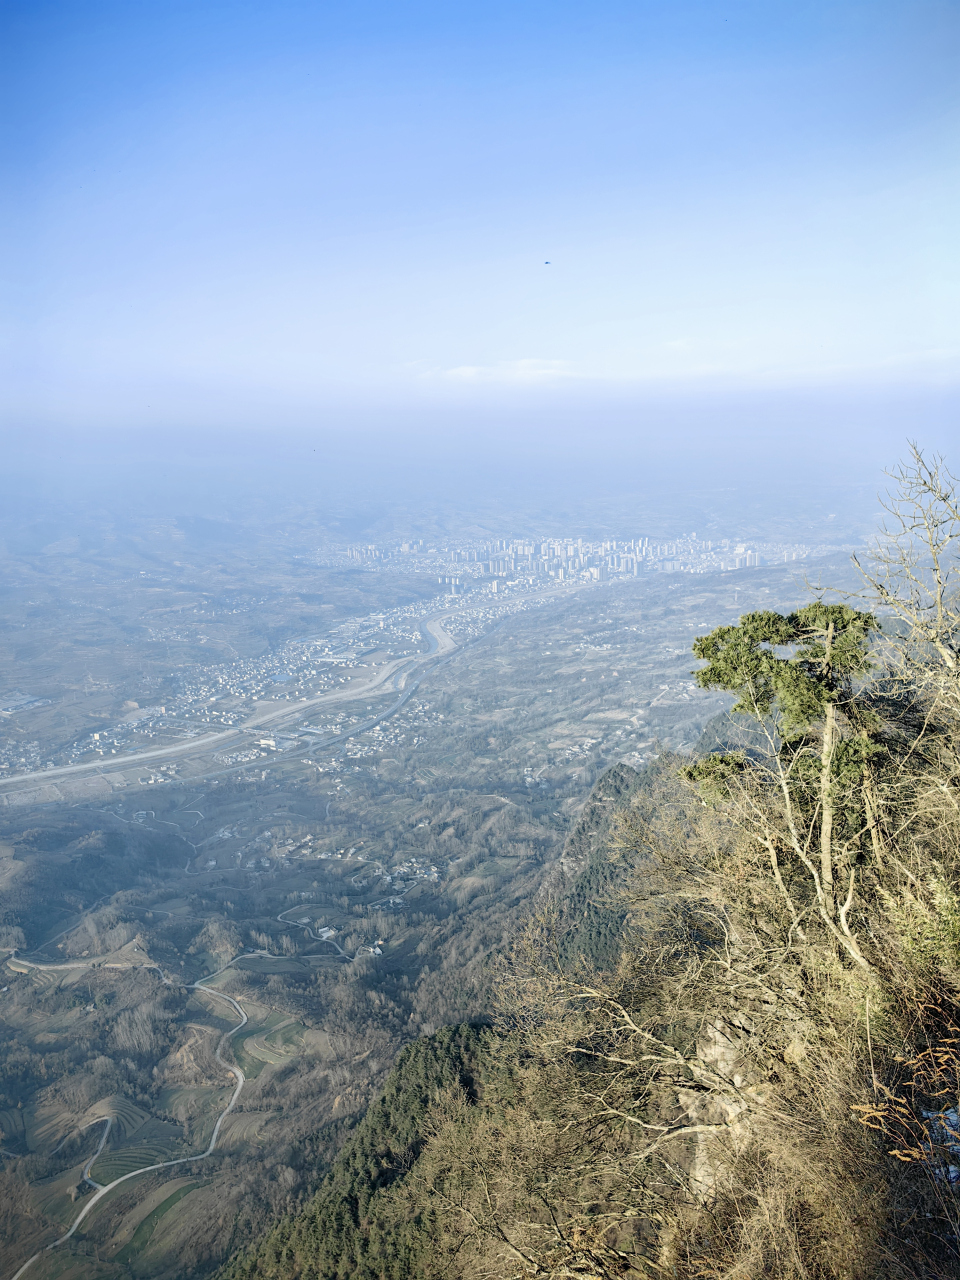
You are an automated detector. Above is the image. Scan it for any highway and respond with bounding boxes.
[0,610,461,800]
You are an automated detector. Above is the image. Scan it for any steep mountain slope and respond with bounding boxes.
[217,763,654,1280]
[218,1023,495,1280]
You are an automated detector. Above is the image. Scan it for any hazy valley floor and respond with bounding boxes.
[0,553,853,1280]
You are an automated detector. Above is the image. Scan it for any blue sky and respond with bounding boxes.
[3,0,960,448]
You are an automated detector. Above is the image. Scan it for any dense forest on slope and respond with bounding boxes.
[218,1023,494,1280]
[223,449,960,1280]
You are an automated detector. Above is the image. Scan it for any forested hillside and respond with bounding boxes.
[223,449,960,1279]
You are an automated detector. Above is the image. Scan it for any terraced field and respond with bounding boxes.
[114,1182,200,1265]
[155,1084,227,1120]
[86,1098,150,1141]
[217,1110,272,1146]
[0,1105,27,1147]
[277,1022,335,1056]
[262,1021,303,1053]
[230,1010,292,1079]
[91,1140,181,1185]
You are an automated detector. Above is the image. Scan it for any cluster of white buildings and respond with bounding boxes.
[338,532,842,593]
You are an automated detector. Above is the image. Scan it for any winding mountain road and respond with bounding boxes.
[7,957,257,1280]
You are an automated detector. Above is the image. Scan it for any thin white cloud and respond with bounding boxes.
[434,359,576,384]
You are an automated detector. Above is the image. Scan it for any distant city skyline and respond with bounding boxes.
[338,530,838,592]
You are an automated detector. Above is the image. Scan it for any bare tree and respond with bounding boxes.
[853,442,960,674]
